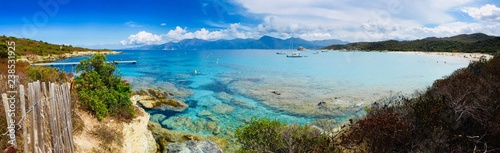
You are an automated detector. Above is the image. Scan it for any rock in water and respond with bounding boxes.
[167,141,223,153]
[132,89,189,112]
[211,103,235,114]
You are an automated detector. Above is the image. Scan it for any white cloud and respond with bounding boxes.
[233,0,500,41]
[164,24,249,42]
[462,4,500,22]
[160,23,167,26]
[124,21,142,28]
[120,1,500,46]
[120,31,163,45]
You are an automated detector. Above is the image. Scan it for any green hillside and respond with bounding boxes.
[324,33,500,53]
[0,36,108,57]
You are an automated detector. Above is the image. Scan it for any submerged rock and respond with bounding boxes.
[215,92,232,103]
[210,103,235,114]
[216,92,254,109]
[230,99,254,109]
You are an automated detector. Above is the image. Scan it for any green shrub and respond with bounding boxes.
[74,54,135,121]
[236,118,336,153]
[26,66,69,83]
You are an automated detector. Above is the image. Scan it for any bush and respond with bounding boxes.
[340,96,413,152]
[342,56,500,152]
[236,118,336,153]
[74,54,135,121]
[26,66,69,83]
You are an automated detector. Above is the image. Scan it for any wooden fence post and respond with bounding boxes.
[7,81,74,153]
[19,85,28,153]
[28,83,35,153]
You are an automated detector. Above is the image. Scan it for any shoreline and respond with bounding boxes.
[387,51,493,62]
[17,50,122,64]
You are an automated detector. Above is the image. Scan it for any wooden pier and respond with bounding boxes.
[31,60,137,66]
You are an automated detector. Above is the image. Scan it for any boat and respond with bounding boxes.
[313,51,319,54]
[276,51,287,54]
[287,51,304,58]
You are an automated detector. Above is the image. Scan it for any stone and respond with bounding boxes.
[317,101,328,110]
[206,115,219,122]
[230,99,254,109]
[157,99,189,112]
[166,143,191,153]
[215,92,233,102]
[166,141,222,153]
[148,88,168,99]
[132,89,189,112]
[210,103,235,114]
[213,126,221,135]
[205,122,217,132]
[196,110,212,117]
[150,114,167,123]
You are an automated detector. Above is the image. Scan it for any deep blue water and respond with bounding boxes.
[54,50,469,135]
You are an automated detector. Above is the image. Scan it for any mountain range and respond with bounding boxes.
[128,36,348,50]
[323,33,500,53]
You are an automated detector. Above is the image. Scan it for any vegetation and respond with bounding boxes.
[236,118,336,153]
[0,35,110,56]
[74,54,135,121]
[0,37,115,151]
[0,60,72,152]
[91,125,123,152]
[324,33,500,53]
[340,56,500,152]
[26,66,69,83]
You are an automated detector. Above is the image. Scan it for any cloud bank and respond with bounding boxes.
[462,4,500,22]
[121,1,500,46]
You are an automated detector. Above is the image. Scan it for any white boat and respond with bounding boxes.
[276,51,287,54]
[287,51,303,58]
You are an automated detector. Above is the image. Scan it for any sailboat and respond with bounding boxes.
[286,36,304,58]
[287,51,304,58]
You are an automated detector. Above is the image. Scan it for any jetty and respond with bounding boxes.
[31,60,137,66]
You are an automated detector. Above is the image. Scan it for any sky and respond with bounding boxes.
[1,0,500,49]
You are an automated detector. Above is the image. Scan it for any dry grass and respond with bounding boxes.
[90,125,123,152]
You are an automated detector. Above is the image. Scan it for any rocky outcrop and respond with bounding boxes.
[166,141,223,153]
[148,122,227,153]
[73,99,158,153]
[131,88,188,112]
[297,46,307,51]
[122,103,158,153]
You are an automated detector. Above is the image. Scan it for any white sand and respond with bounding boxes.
[389,51,493,62]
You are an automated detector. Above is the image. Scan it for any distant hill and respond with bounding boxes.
[323,33,500,53]
[128,36,348,50]
[0,36,109,57]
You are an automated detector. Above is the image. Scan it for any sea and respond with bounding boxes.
[54,49,470,136]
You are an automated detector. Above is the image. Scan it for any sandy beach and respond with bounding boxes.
[18,50,122,63]
[390,51,493,62]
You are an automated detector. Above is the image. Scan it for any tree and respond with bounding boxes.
[0,43,8,58]
[74,54,135,121]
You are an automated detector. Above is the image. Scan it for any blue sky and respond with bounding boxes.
[1,0,500,49]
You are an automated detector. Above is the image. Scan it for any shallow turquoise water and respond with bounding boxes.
[55,50,469,135]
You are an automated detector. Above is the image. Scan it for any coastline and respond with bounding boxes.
[388,51,493,62]
[17,50,122,64]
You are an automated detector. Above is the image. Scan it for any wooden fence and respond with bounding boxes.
[2,81,74,153]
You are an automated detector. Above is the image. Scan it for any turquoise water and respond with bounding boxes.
[55,50,469,136]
